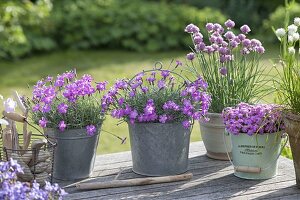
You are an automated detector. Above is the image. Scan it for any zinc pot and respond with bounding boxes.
[284,112,300,188]
[230,132,283,179]
[199,113,232,160]
[128,122,191,176]
[45,127,100,181]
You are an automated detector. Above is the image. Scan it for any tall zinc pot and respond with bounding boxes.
[45,128,100,180]
[128,122,191,176]
[284,112,300,188]
[199,113,231,160]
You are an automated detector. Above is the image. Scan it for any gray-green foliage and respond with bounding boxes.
[31,97,104,129]
[126,86,187,122]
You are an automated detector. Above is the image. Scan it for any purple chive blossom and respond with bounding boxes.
[58,121,66,132]
[57,103,68,114]
[240,25,251,34]
[39,117,47,128]
[224,31,235,40]
[256,46,265,54]
[185,24,199,33]
[193,36,203,44]
[219,67,227,76]
[186,52,195,60]
[206,23,214,32]
[86,125,97,136]
[96,81,108,91]
[224,19,235,29]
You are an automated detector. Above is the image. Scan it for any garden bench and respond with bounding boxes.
[59,141,300,199]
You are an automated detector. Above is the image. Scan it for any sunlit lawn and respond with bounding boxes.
[0,46,286,155]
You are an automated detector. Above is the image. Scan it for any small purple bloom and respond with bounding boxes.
[58,121,66,132]
[57,103,68,114]
[159,114,168,123]
[182,120,191,129]
[96,81,108,91]
[161,70,170,79]
[186,52,195,61]
[219,67,227,76]
[176,60,183,67]
[86,125,97,136]
[39,117,47,128]
[158,80,166,89]
[240,25,251,34]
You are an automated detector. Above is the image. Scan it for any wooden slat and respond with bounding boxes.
[60,142,299,200]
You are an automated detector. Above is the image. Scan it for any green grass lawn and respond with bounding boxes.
[0,46,285,155]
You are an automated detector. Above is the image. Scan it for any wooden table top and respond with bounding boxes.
[60,141,300,200]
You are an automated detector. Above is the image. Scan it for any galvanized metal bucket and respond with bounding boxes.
[128,122,191,176]
[45,127,100,180]
[229,131,286,180]
[199,113,232,160]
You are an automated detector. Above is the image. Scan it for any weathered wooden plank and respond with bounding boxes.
[65,175,296,200]
[65,160,295,199]
[61,141,297,200]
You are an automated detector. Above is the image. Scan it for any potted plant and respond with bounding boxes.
[223,103,286,179]
[28,70,107,180]
[274,8,300,187]
[184,19,268,160]
[102,66,211,176]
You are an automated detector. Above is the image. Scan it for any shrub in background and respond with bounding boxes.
[0,0,55,59]
[52,0,226,52]
[263,2,300,43]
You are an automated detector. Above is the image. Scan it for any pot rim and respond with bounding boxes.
[227,130,284,136]
[283,111,300,122]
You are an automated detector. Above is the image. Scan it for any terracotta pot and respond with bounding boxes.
[284,112,300,188]
[199,113,232,160]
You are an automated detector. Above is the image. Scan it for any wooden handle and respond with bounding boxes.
[235,166,261,173]
[76,173,193,190]
[3,111,26,123]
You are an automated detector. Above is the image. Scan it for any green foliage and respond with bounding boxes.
[0,0,226,59]
[52,0,226,52]
[263,2,300,42]
[0,0,55,59]
[282,146,293,159]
